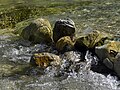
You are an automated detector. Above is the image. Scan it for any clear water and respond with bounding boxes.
[0,0,120,90]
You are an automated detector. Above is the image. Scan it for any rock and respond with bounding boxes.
[30,52,61,68]
[53,18,75,42]
[21,18,53,44]
[56,36,75,52]
[103,58,113,70]
[75,30,110,52]
[95,41,120,77]
[114,53,120,77]
[14,19,32,35]
[95,41,120,61]
[115,52,120,59]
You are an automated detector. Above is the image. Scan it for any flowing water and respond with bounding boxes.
[0,0,120,90]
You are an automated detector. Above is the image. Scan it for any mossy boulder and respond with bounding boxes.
[30,52,61,68]
[56,36,75,52]
[14,19,33,35]
[74,30,111,52]
[95,41,120,77]
[21,18,53,44]
[53,18,75,42]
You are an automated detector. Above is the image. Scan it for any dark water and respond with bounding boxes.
[0,0,120,90]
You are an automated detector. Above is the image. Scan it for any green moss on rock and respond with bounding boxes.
[21,18,53,44]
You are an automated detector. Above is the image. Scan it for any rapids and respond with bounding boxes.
[0,0,120,90]
[0,35,120,90]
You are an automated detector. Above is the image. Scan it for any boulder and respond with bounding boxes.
[53,18,75,42]
[30,52,61,68]
[21,18,53,44]
[74,30,110,52]
[95,41,120,77]
[56,36,75,52]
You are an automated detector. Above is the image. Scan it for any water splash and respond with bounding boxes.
[0,36,120,90]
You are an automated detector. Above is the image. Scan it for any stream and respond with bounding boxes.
[0,0,120,90]
[0,35,120,90]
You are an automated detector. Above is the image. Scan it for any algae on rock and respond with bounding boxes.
[21,18,53,44]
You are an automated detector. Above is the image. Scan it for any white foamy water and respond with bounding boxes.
[0,35,120,90]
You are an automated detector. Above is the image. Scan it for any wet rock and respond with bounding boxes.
[53,18,75,42]
[91,61,115,75]
[114,53,120,77]
[21,18,53,44]
[14,19,32,35]
[75,30,110,52]
[95,41,120,77]
[95,41,120,61]
[103,58,113,70]
[56,36,75,52]
[30,52,61,68]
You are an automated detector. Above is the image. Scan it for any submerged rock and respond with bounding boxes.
[74,30,110,52]
[30,52,61,68]
[0,63,30,77]
[53,18,75,42]
[21,18,53,44]
[56,36,75,52]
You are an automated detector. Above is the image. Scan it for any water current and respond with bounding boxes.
[0,35,120,90]
[0,0,120,90]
